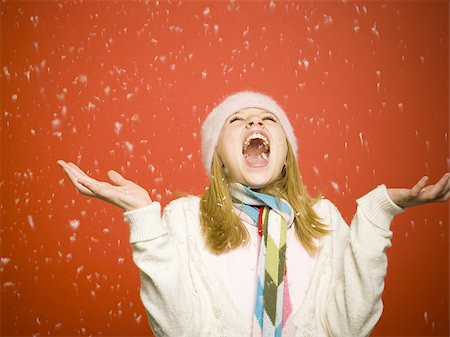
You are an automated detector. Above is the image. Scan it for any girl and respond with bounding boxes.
[57,91,449,337]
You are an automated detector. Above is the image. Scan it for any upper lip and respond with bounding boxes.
[242,130,271,153]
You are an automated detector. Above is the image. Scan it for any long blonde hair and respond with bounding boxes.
[199,141,328,255]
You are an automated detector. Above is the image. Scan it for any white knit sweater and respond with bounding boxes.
[123,185,404,337]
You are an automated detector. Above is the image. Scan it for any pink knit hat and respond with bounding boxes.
[201,91,298,175]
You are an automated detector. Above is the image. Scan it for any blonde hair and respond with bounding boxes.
[199,141,328,255]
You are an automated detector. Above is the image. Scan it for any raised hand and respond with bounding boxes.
[387,173,450,209]
[57,160,152,212]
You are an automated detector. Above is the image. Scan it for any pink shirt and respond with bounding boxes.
[217,210,320,318]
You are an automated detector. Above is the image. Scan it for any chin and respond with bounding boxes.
[242,173,274,189]
[238,161,281,189]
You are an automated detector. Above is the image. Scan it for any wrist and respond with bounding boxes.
[386,188,406,209]
[124,199,152,212]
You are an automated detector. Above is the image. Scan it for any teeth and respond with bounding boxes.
[261,152,268,160]
[243,133,269,151]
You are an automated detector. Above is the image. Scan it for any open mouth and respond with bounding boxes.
[242,132,270,167]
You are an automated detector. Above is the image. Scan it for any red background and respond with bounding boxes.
[1,1,448,336]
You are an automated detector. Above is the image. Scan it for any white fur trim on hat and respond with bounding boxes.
[201,91,298,175]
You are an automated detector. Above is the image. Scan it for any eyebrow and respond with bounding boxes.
[234,109,274,114]
[230,110,278,119]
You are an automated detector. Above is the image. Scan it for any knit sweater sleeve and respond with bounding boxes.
[123,198,201,337]
[323,185,404,337]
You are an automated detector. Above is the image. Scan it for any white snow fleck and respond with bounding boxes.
[78,74,88,84]
[3,282,15,288]
[3,66,11,78]
[27,215,35,230]
[135,314,142,324]
[114,122,123,135]
[362,5,367,15]
[303,59,310,70]
[124,141,134,153]
[312,166,320,176]
[69,219,80,231]
[203,7,210,16]
[30,15,39,28]
[52,118,61,129]
[323,15,333,25]
[371,22,380,38]
[330,181,340,193]
[0,257,11,266]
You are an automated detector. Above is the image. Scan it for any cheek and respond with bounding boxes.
[217,133,240,169]
[272,133,288,157]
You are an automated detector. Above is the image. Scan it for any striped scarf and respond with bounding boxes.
[230,183,294,337]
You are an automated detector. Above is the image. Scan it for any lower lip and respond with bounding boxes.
[243,155,269,168]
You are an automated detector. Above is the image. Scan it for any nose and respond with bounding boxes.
[246,115,264,129]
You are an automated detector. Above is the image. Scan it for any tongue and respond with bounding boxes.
[244,142,268,167]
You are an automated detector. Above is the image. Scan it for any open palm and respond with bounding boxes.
[387,173,450,209]
[57,160,152,212]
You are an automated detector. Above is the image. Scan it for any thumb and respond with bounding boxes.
[107,170,128,186]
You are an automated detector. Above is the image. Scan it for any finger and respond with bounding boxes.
[443,189,450,201]
[60,166,94,195]
[77,178,103,195]
[426,173,450,199]
[78,177,122,202]
[438,175,450,199]
[107,170,129,186]
[67,162,108,190]
[60,164,82,185]
[57,160,76,173]
[434,188,450,202]
[67,162,92,180]
[410,176,429,197]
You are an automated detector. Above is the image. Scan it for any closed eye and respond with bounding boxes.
[229,116,243,123]
[263,116,277,122]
